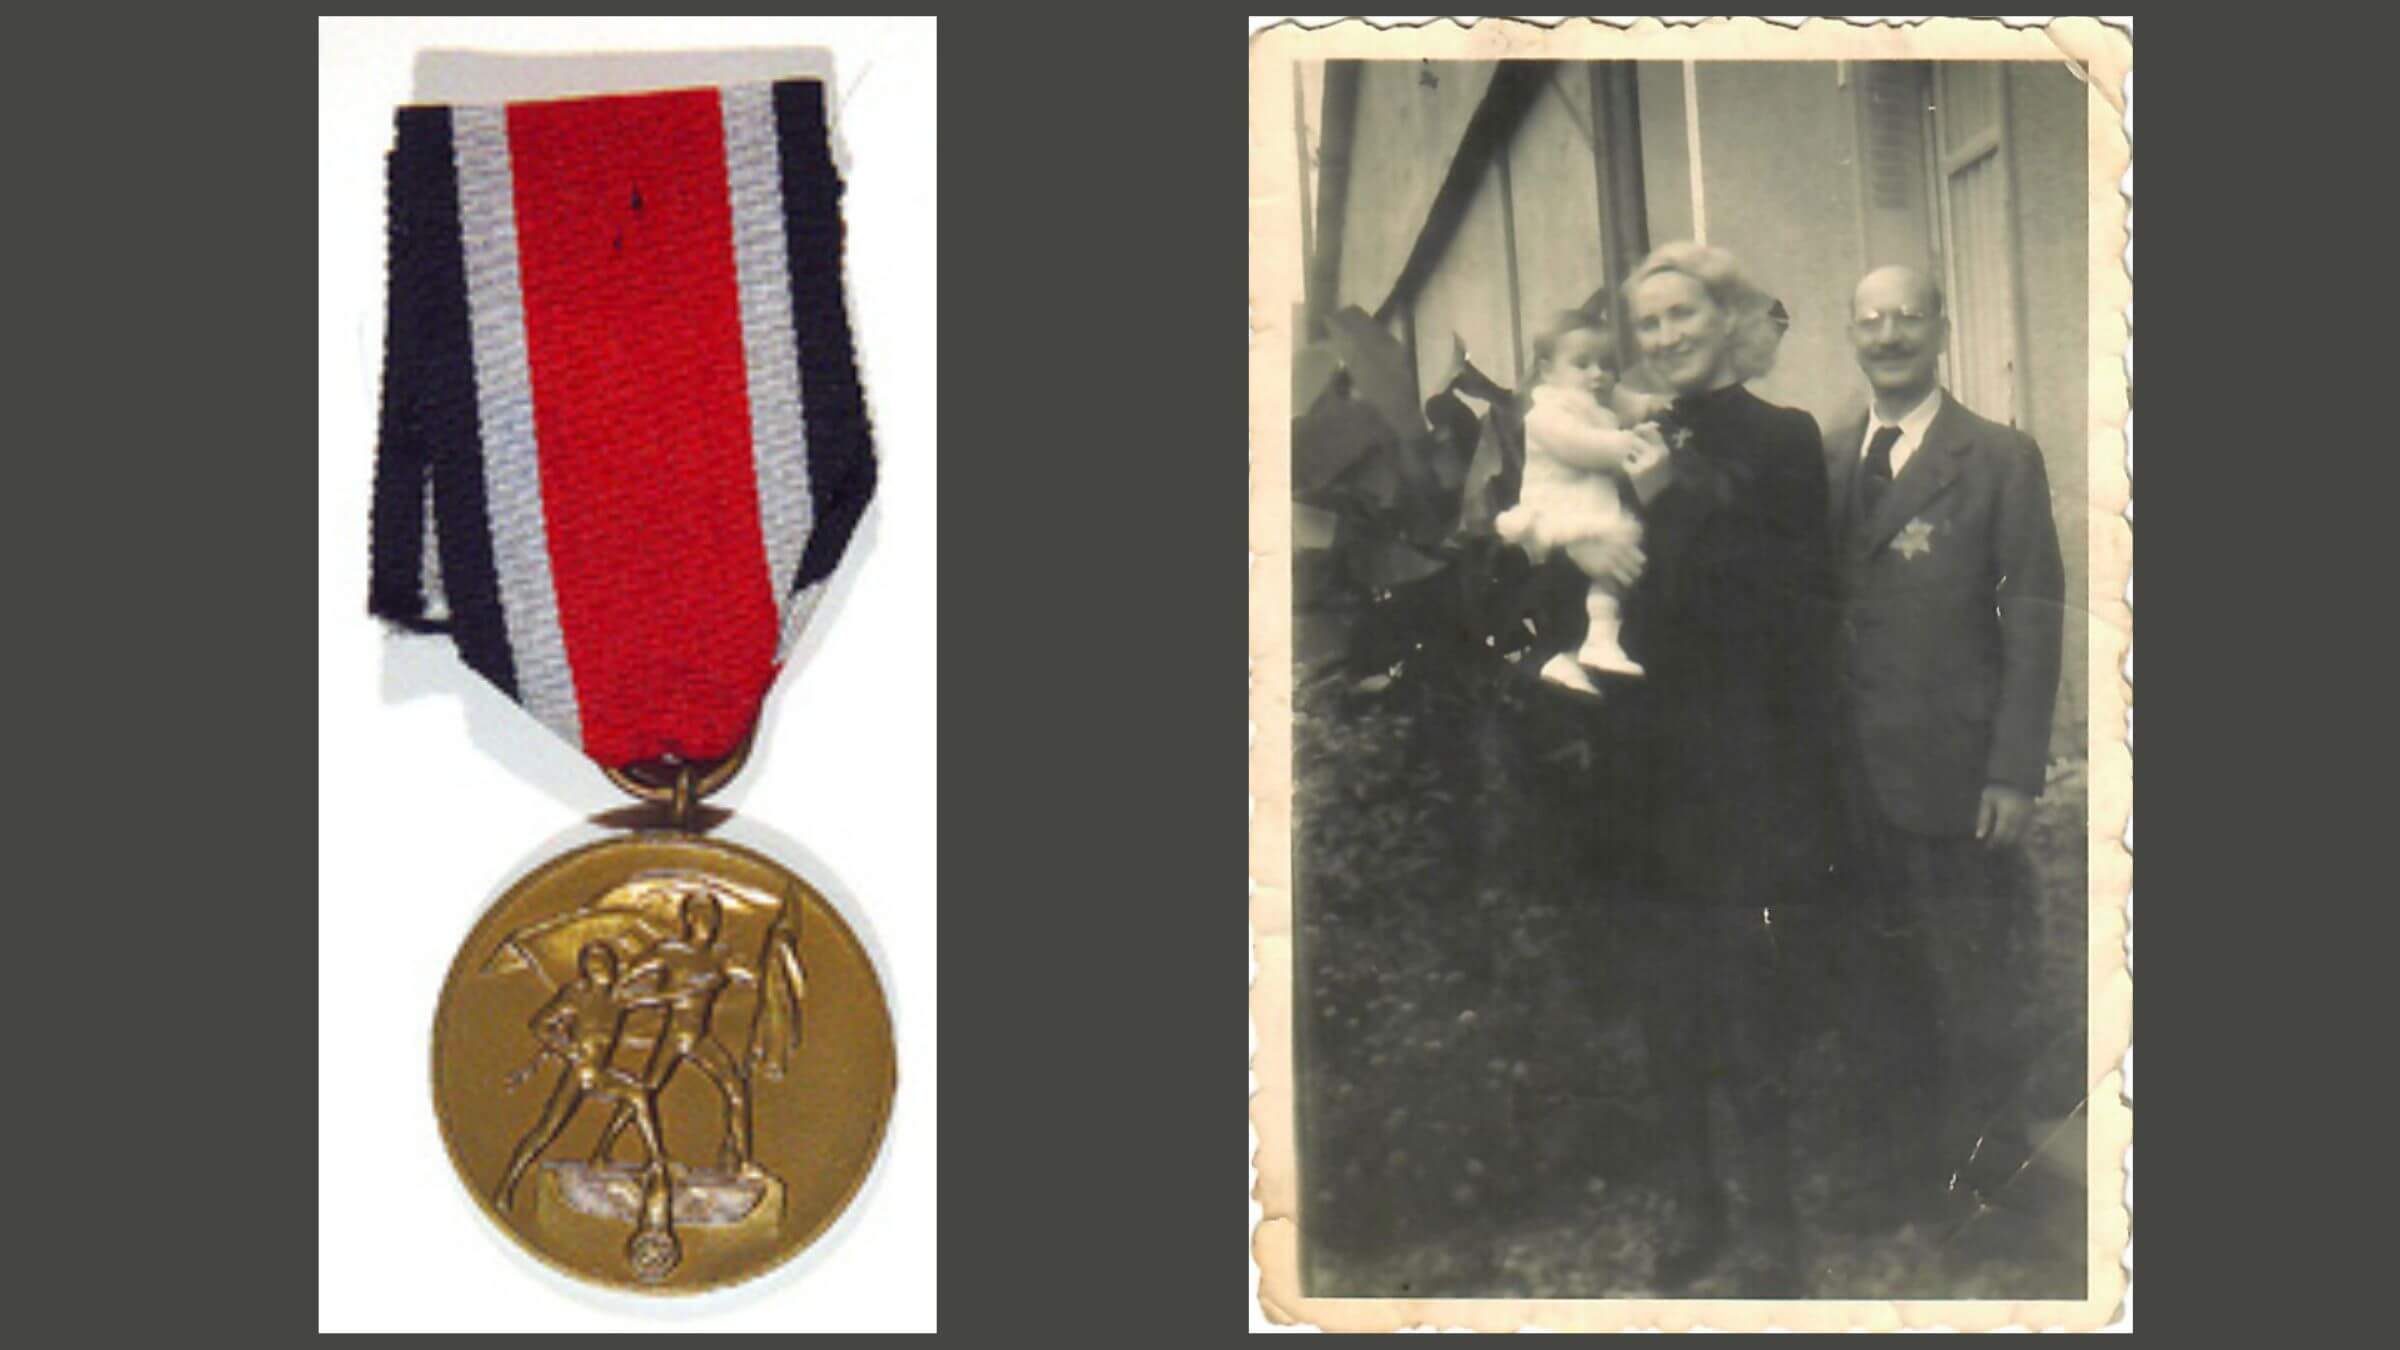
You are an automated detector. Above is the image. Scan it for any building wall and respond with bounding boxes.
[1503,69,1609,358]
[1634,62,1693,248]
[1401,66,1626,401]
[2006,60,2092,749]
[1678,62,1872,432]
[1331,61,1498,314]
[1406,153,1520,399]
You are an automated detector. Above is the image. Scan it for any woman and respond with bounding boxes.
[1546,243,1839,1293]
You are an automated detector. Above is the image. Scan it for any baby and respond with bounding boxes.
[1494,311,1673,694]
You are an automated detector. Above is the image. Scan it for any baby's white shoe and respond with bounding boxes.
[1576,636,1646,679]
[1538,653,1603,695]
[1579,589,1645,678]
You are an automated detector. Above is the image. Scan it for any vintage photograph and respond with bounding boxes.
[1251,18,2129,1329]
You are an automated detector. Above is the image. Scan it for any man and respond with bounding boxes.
[590,890,760,1172]
[495,941,669,1213]
[1828,266,2064,1223]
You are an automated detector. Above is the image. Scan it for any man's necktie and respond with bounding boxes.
[1860,424,1902,517]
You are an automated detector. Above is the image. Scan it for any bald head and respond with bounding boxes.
[1853,265,1943,319]
[1849,265,1948,411]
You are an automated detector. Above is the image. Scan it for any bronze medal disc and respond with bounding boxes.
[433,832,895,1293]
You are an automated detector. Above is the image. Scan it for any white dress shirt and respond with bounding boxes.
[1859,385,1945,478]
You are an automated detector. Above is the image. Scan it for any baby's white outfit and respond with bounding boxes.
[1494,385,1650,680]
[1501,386,1645,560]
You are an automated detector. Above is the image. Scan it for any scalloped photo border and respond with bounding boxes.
[1248,16,2131,1332]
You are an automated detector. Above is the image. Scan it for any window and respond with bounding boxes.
[1929,63,2026,428]
[1850,61,2031,429]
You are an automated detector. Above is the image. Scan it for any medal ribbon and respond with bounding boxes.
[370,81,875,770]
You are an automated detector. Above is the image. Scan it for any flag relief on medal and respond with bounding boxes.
[434,837,893,1293]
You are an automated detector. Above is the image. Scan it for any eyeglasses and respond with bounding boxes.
[1850,308,1937,334]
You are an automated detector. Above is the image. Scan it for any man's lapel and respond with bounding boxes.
[1826,412,1865,544]
[1856,392,1972,559]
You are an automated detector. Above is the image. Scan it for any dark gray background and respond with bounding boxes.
[0,12,2366,1338]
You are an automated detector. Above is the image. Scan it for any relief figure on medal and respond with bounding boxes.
[481,870,809,1282]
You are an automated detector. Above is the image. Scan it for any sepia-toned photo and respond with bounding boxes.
[1250,18,2129,1331]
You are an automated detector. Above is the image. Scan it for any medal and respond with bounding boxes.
[370,79,891,1293]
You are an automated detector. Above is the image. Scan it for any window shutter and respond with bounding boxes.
[1861,63,1925,212]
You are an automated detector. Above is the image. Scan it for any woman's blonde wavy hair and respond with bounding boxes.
[1622,241,1780,382]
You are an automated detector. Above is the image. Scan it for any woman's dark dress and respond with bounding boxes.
[1528,382,1838,1278]
[1628,383,1839,899]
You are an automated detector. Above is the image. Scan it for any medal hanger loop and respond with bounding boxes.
[601,726,756,826]
[670,765,695,830]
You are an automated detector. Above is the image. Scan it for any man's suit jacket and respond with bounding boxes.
[1827,391,2064,837]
